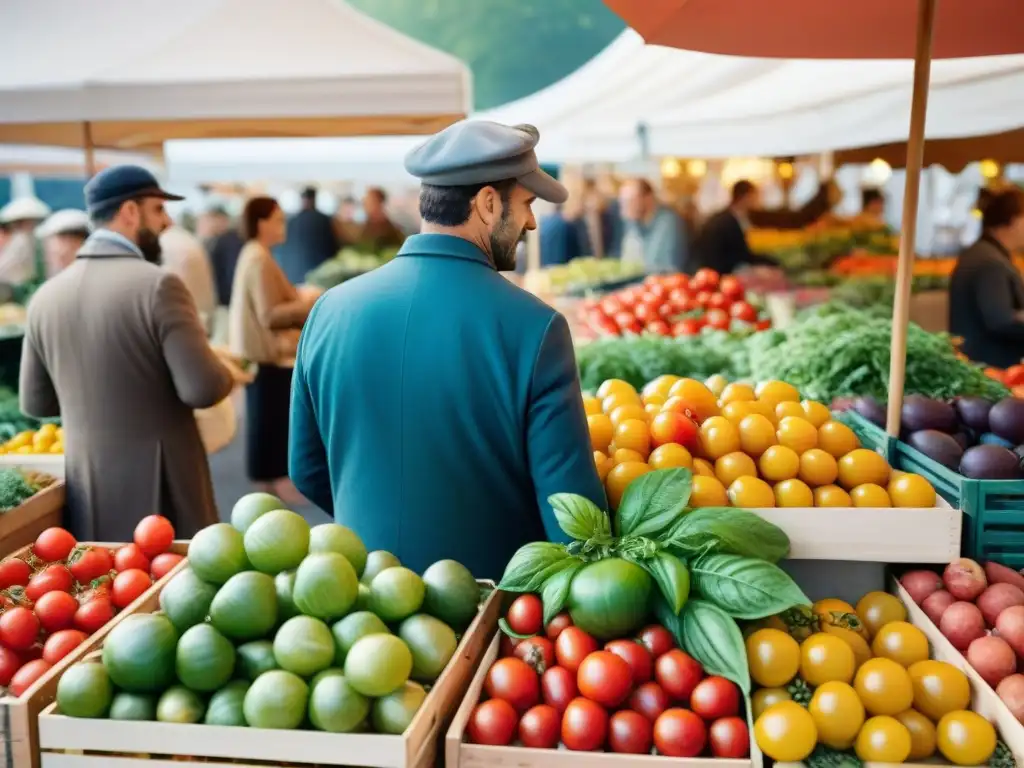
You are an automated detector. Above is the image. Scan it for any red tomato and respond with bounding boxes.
[485,657,540,712]
[42,629,88,665]
[74,596,115,634]
[26,565,73,601]
[719,275,745,300]
[654,708,707,757]
[34,590,79,633]
[655,649,704,702]
[628,681,670,722]
[514,637,555,673]
[690,676,741,720]
[149,553,184,580]
[614,312,642,335]
[134,515,175,558]
[518,704,560,749]
[0,607,39,650]
[113,544,151,573]
[666,274,689,291]
[600,297,623,316]
[555,627,599,675]
[692,268,721,292]
[577,650,633,708]
[705,308,731,331]
[111,569,153,609]
[541,666,578,713]
[672,318,703,337]
[499,633,521,658]
[68,546,114,585]
[506,594,543,636]
[695,291,713,308]
[729,301,758,323]
[634,302,660,324]
[561,697,608,752]
[709,716,750,758]
[0,645,21,686]
[467,699,518,746]
[755,318,772,331]
[0,558,30,589]
[604,639,653,685]
[646,320,671,336]
[32,528,77,563]
[608,709,654,754]
[545,612,573,641]
[637,625,676,659]
[707,292,731,311]
[9,658,51,697]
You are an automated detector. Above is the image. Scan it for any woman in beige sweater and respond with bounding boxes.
[229,197,313,496]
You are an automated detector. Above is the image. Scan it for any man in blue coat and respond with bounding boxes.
[289,121,606,578]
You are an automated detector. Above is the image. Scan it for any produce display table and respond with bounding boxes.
[0,481,64,557]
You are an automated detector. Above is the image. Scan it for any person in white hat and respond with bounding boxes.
[0,196,51,285]
[36,209,91,278]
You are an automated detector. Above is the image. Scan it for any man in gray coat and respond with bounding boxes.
[20,166,235,541]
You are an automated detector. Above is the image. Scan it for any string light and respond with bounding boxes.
[660,157,682,178]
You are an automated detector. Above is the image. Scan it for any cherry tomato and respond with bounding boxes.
[561,697,608,752]
[499,634,521,658]
[68,546,114,585]
[693,268,721,292]
[605,639,653,685]
[654,708,707,757]
[730,301,758,323]
[467,699,518,746]
[26,564,73,601]
[506,594,543,636]
[485,657,540,712]
[514,637,555,673]
[150,553,184,580]
[609,709,653,754]
[705,308,731,331]
[74,596,116,634]
[0,645,21,686]
[32,527,76,562]
[628,680,670,722]
[0,606,39,650]
[709,716,750,758]
[541,665,577,713]
[719,275,745,300]
[34,590,79,633]
[518,704,560,749]
[755,701,818,761]
[42,629,88,664]
[577,650,633,708]
[690,675,741,720]
[673,318,704,337]
[134,515,175,558]
[707,292,731,311]
[113,544,151,573]
[555,627,599,674]
[655,649,704,702]
[111,569,153,609]
[545,612,573,641]
[637,625,675,658]
[0,558,30,589]
[9,658,51,697]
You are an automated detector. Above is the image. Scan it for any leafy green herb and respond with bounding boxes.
[638,552,690,615]
[806,744,864,768]
[540,559,584,625]
[550,493,610,541]
[615,468,691,539]
[0,468,47,513]
[497,618,536,640]
[676,598,751,692]
[690,553,810,620]
[667,507,791,563]
[498,542,575,592]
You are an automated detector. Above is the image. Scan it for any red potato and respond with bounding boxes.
[943,558,988,601]
[997,674,1024,724]
[997,605,1024,657]
[986,561,1024,594]
[978,583,1024,626]
[922,590,957,625]
[967,635,1017,687]
[939,601,987,651]
[901,570,943,604]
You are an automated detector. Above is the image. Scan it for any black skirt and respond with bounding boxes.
[245,364,293,481]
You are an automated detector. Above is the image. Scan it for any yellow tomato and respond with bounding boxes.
[746,628,801,687]
[801,400,832,428]
[642,392,667,407]
[888,472,937,508]
[850,483,892,507]
[648,443,693,470]
[668,378,720,422]
[719,382,756,404]
[822,625,873,669]
[614,419,651,458]
[721,401,757,426]
[738,414,778,457]
[854,657,914,716]
[759,445,800,482]
[936,710,996,766]
[818,420,861,458]
[808,681,865,749]
[644,403,661,419]
[747,399,779,425]
[813,484,853,507]
[896,709,937,761]
[813,598,858,625]
[751,687,792,719]
[775,401,806,422]
[612,448,646,464]
[799,449,839,487]
[728,476,775,508]
[698,416,740,460]
[610,403,649,427]
[689,475,729,508]
[715,452,758,487]
[692,458,717,478]
[587,414,614,452]
[704,374,729,397]
[855,715,912,763]
[754,702,818,762]
[871,621,929,667]
[907,660,971,721]
[837,449,891,489]
[606,462,651,510]
[800,633,856,686]
[597,378,637,401]
[641,375,678,399]
[582,396,602,416]
[774,479,814,507]
[756,380,801,409]
[855,592,907,639]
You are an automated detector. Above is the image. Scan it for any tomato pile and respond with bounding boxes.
[467,595,750,758]
[588,375,938,510]
[0,515,179,697]
[577,270,770,338]
[746,591,1002,765]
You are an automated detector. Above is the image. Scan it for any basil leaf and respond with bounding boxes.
[498,542,573,592]
[679,598,751,692]
[691,553,810,620]
[666,507,790,563]
[652,591,686,646]
[540,559,584,626]
[498,618,537,640]
[639,552,690,615]
[549,493,611,541]
[615,468,692,540]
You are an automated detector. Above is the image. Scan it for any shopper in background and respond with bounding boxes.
[950,189,1024,368]
[538,204,584,267]
[20,165,235,541]
[277,186,338,285]
[161,223,218,335]
[576,178,617,259]
[229,196,313,501]
[618,178,688,274]
[693,179,775,274]
[0,196,50,286]
[856,188,887,228]
[350,187,406,251]
[36,209,91,277]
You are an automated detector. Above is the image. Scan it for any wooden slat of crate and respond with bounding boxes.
[0,541,189,768]
[0,483,65,557]
[37,583,501,767]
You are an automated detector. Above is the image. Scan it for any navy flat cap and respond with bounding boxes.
[404,120,568,204]
[85,165,184,217]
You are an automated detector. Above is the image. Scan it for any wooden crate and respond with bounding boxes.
[446,635,764,768]
[0,541,190,768]
[37,583,502,767]
[0,482,65,557]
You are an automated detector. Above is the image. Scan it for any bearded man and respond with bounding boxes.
[289,121,605,577]
[20,165,235,541]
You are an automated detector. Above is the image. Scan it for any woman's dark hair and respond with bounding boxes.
[419,179,517,227]
[731,179,756,204]
[982,189,1024,231]
[242,196,280,241]
[862,188,884,209]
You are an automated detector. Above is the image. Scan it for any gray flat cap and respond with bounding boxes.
[404,120,567,204]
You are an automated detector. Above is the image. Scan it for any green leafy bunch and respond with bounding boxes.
[498,468,810,692]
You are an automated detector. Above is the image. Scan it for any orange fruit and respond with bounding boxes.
[818,421,860,458]
[738,414,778,457]
[650,411,699,449]
[759,445,800,483]
[593,451,613,482]
[747,399,780,425]
[888,473,937,508]
[614,419,651,458]
[837,449,891,489]
[642,392,667,407]
[777,416,819,454]
[850,483,892,507]
[582,396,602,416]
[698,416,741,460]
[587,414,614,452]
[728,476,776,508]
[667,378,720,422]
[799,448,839,487]
[692,458,716,478]
[613,448,646,464]
[719,382,757,405]
[606,461,652,510]
[775,401,806,422]
[598,379,637,400]
[721,401,757,426]
[715,452,758,487]
[774,478,814,508]
[801,400,832,428]
[603,391,641,415]
[649,443,693,470]
[756,381,801,409]
[610,403,649,427]
[814,485,853,507]
[661,396,701,421]
[642,375,679,400]
[690,475,729,507]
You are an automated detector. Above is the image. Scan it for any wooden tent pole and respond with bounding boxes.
[885,0,937,437]
[82,121,97,178]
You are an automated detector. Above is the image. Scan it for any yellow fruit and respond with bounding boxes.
[644,403,661,419]
[667,378,720,422]
[856,592,907,639]
[610,403,650,427]
[756,380,801,409]
[814,484,853,507]
[614,419,651,458]
[896,709,937,761]
[595,454,613,482]
[582,396,602,415]
[747,400,779,425]
[801,400,832,428]
[751,687,792,719]
[871,621,929,667]
[754,702,818,762]
[908,660,971,721]
[728,476,775,508]
[855,716,912,763]
[759,445,800,483]
[606,462,652,510]
[690,475,729,508]
[850,483,892,507]
[936,711,996,766]
[587,414,614,452]
[799,449,839,487]
[822,626,873,669]
[49,442,63,454]
[603,391,641,415]
[719,382,756,404]
[648,443,693,470]
[777,416,819,454]
[715,452,758,487]
[692,458,716,478]
[613,448,646,464]
[597,379,637,400]
[774,479,814,507]
[747,628,801,687]
[855,657,914,716]
[775,401,805,422]
[642,392,667,407]
[704,374,729,397]
[801,633,856,686]
[888,473,937,508]
[698,417,740,460]
[809,681,865,749]
[837,448,891,488]
[721,401,757,426]
[812,598,858,625]
[818,420,861,458]
[738,414,778,457]
[641,375,678,399]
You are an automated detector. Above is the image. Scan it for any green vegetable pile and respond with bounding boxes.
[0,467,55,512]
[498,468,807,691]
[826,275,949,309]
[0,386,53,440]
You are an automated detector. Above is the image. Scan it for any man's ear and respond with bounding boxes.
[474,186,499,227]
